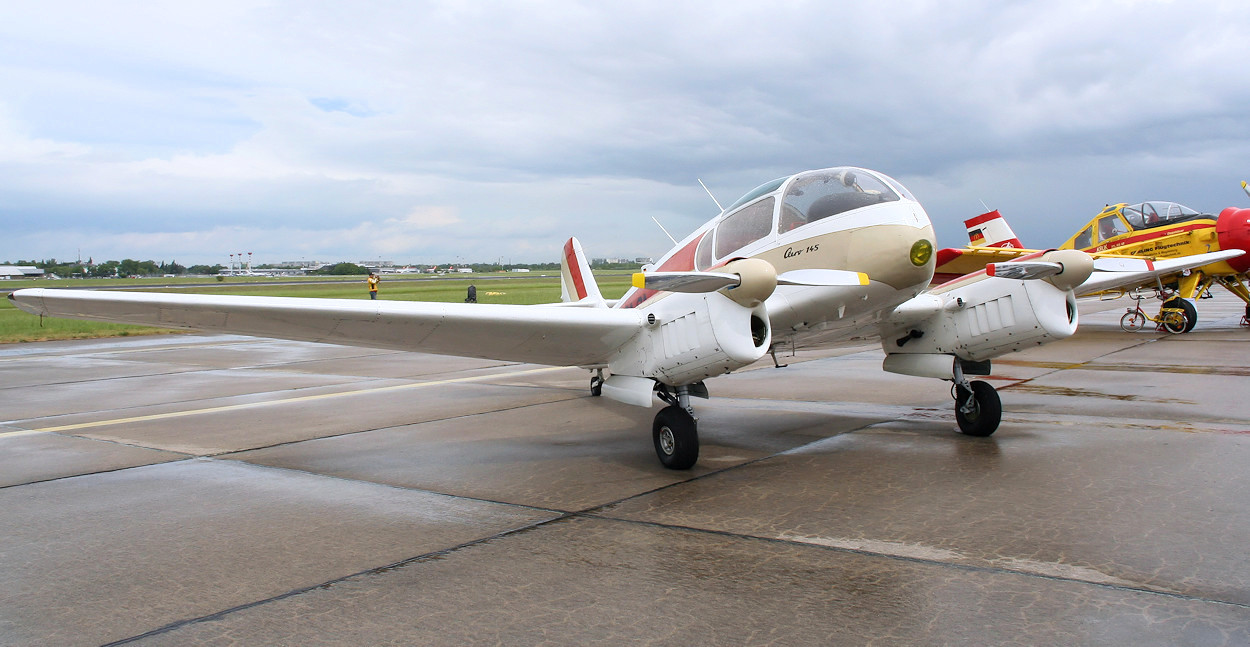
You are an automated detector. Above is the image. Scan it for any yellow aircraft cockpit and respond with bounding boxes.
[1063,201,1215,251]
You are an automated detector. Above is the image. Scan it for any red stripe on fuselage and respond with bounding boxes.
[1085,221,1214,253]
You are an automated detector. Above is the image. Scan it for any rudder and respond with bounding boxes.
[560,237,605,305]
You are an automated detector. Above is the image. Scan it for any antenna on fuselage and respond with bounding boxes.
[652,216,678,246]
[698,178,725,212]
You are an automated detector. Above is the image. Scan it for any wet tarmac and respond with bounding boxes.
[2,293,1248,645]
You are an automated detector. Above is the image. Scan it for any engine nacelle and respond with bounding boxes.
[881,276,1077,370]
[609,292,771,386]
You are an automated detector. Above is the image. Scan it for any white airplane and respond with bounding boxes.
[12,166,1222,469]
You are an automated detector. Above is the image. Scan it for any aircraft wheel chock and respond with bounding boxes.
[1163,297,1197,333]
[653,405,698,470]
[955,381,1001,437]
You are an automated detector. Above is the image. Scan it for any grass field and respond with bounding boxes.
[0,273,635,344]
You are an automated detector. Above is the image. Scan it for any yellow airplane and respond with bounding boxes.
[935,194,1250,331]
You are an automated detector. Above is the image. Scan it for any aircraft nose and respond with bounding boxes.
[1216,207,1250,273]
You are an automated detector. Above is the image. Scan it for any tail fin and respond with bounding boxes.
[965,210,1024,249]
[560,237,605,305]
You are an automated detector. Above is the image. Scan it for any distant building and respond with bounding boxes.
[0,265,44,279]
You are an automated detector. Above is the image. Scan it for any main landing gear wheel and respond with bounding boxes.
[653,405,698,470]
[955,380,1001,437]
[1163,297,1197,333]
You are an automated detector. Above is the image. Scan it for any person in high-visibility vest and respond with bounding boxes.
[367,272,379,299]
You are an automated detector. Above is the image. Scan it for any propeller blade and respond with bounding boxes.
[1091,257,1154,272]
[632,271,741,293]
[776,269,870,287]
[986,261,1063,280]
[1242,180,1249,200]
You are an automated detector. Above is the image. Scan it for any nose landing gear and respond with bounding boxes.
[952,363,1001,437]
[653,384,701,470]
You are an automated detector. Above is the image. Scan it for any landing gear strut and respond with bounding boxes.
[653,384,699,469]
[952,363,1001,437]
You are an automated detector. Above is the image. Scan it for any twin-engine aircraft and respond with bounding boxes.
[13,167,1231,469]
[936,196,1250,331]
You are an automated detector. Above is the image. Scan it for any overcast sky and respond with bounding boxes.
[3,0,1249,267]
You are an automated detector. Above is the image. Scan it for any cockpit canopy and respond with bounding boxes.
[1119,201,1208,229]
[695,167,913,270]
[1070,200,1214,249]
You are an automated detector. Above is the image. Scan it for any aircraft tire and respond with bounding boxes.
[1164,297,1197,333]
[653,405,698,470]
[955,381,1001,437]
[590,376,603,397]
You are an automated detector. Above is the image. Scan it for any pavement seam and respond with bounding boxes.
[994,336,1160,393]
[575,513,1250,611]
[1,366,574,432]
[0,393,586,490]
[98,514,577,647]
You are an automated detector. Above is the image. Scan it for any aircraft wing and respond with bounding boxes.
[1075,249,1246,296]
[8,288,644,367]
[933,246,1038,282]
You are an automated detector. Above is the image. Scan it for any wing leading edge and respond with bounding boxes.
[9,289,645,367]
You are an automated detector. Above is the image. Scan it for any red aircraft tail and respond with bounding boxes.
[965,210,1024,249]
[559,237,605,304]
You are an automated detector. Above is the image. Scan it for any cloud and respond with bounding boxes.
[1,0,1249,264]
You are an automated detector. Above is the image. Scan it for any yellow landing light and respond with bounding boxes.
[910,239,934,267]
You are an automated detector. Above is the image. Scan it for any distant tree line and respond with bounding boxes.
[310,262,371,275]
[9,258,223,277]
[7,257,642,278]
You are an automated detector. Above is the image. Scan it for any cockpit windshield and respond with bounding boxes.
[693,167,911,270]
[1120,201,1206,229]
[779,168,901,233]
